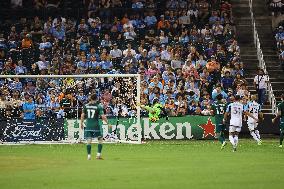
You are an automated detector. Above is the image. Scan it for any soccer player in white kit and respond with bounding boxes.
[246,95,263,145]
[224,95,259,152]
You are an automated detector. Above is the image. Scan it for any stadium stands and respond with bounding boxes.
[268,0,284,16]
[0,0,250,119]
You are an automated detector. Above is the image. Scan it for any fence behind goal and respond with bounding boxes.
[0,74,142,144]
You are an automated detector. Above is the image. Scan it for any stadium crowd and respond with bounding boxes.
[268,0,284,16]
[275,25,284,69]
[266,0,284,70]
[0,0,250,120]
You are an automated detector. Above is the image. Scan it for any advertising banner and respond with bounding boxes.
[0,118,64,142]
[66,116,217,140]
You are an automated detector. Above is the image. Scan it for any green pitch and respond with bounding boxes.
[0,139,283,189]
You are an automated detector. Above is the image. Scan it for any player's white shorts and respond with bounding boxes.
[229,125,242,133]
[247,122,258,131]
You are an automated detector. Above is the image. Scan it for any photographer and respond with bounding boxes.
[254,68,269,106]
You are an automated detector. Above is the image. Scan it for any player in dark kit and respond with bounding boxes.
[80,93,110,160]
[211,94,227,149]
[272,94,284,148]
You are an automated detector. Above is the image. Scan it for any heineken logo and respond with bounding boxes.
[198,118,216,138]
[67,116,216,140]
[111,118,193,140]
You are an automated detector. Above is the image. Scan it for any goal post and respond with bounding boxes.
[0,74,142,144]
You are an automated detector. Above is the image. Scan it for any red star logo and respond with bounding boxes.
[199,118,216,138]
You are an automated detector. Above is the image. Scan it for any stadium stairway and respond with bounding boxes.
[251,0,284,107]
[232,0,274,115]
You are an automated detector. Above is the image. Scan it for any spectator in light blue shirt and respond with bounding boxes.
[144,11,157,27]
[77,90,88,105]
[87,47,100,61]
[101,58,113,70]
[212,84,228,100]
[187,91,200,104]
[78,36,90,52]
[8,78,23,91]
[39,36,52,50]
[132,1,144,9]
[22,96,36,120]
[89,56,101,72]
[15,60,27,75]
[89,20,101,36]
[77,56,90,73]
[275,26,284,42]
[209,11,220,25]
[47,96,60,116]
[148,46,160,61]
[52,24,65,40]
[179,31,189,45]
[149,92,165,105]
[100,34,112,48]
[149,76,163,90]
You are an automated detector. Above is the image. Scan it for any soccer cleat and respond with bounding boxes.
[279,145,283,148]
[221,141,227,150]
[96,156,104,160]
[87,154,91,160]
[257,140,262,145]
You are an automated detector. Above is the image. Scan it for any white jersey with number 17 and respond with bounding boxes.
[226,102,246,127]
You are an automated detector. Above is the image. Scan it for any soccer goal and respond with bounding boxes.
[0,74,142,144]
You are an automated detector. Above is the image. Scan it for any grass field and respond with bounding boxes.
[0,139,283,189]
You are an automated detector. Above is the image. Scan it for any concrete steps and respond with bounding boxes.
[251,0,284,103]
[231,0,284,114]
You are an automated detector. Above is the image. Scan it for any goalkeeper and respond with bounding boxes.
[139,99,168,122]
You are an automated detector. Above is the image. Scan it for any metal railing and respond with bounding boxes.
[249,0,277,114]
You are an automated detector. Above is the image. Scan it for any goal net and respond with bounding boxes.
[0,74,142,144]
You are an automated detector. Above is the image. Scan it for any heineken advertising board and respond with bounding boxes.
[65,116,217,140]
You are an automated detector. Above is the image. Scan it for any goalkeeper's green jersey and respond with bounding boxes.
[83,102,104,130]
[144,103,163,120]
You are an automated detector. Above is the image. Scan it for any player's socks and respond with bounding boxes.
[87,144,91,155]
[255,130,261,139]
[221,141,227,149]
[218,136,224,144]
[98,144,103,155]
[229,135,235,146]
[87,154,91,160]
[218,132,225,144]
[250,131,260,143]
[280,132,284,146]
[234,136,238,146]
[233,145,237,152]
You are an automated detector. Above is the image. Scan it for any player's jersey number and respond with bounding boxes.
[216,106,225,114]
[232,107,241,115]
[87,109,96,118]
[250,107,258,114]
